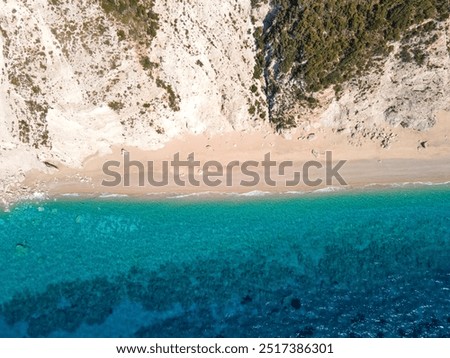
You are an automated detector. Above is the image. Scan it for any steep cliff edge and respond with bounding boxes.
[0,0,268,205]
[255,0,450,145]
[1,0,449,207]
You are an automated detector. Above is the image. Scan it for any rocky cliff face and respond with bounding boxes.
[1,0,449,203]
[278,19,450,148]
[0,1,267,170]
[257,1,450,146]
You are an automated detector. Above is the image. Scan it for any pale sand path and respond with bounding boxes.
[21,111,450,200]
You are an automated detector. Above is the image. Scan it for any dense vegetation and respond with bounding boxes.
[250,0,450,130]
[100,0,159,46]
[253,0,450,93]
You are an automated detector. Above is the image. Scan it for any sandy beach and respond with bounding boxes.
[10,111,447,205]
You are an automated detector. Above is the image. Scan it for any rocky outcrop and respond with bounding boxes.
[270,17,450,147]
[0,0,268,207]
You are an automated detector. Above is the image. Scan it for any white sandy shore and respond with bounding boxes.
[3,111,444,208]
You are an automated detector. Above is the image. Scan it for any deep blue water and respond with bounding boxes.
[0,187,449,338]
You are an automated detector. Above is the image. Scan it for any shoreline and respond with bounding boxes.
[2,180,450,213]
[2,112,449,210]
[46,180,450,201]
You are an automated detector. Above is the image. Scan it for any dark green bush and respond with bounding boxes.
[100,0,159,45]
[257,0,449,92]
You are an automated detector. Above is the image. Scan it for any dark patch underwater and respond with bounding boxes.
[0,187,449,337]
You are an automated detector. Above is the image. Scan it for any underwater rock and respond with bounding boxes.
[398,328,407,337]
[291,298,301,310]
[15,243,29,256]
[297,326,314,338]
[351,313,366,324]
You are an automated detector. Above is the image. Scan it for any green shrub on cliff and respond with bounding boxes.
[257,0,449,92]
[100,0,159,45]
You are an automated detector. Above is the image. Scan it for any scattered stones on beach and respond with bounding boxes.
[0,175,50,211]
[418,141,429,150]
[345,121,398,148]
[43,161,59,170]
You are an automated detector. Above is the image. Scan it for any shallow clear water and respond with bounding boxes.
[0,187,449,338]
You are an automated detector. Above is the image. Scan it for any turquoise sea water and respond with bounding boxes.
[0,187,449,338]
